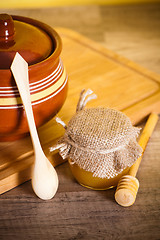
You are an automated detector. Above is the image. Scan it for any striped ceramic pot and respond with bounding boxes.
[0,14,68,141]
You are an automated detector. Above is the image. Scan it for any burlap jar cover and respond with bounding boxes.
[50,89,142,179]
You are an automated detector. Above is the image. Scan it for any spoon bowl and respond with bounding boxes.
[31,150,58,200]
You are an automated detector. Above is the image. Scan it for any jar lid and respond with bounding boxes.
[0,14,53,69]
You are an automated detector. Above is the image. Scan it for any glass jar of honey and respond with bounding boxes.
[50,89,142,190]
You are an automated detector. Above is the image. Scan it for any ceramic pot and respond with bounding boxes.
[0,14,68,141]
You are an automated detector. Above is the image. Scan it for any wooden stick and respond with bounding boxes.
[115,113,159,207]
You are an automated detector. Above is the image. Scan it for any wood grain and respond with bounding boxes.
[0,3,160,240]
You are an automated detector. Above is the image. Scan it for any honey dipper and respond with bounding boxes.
[115,113,158,207]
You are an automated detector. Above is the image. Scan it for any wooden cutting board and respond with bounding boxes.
[0,28,160,195]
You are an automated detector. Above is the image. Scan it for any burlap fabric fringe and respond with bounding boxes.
[50,89,142,179]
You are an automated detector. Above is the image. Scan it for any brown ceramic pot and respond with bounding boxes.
[0,14,68,141]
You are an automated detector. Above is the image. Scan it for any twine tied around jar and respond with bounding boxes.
[50,89,142,179]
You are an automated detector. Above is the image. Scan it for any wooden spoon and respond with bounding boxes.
[11,52,59,200]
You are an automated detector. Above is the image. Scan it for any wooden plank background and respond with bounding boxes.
[1,0,160,9]
[0,3,160,240]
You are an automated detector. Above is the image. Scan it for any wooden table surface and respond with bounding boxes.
[0,3,160,240]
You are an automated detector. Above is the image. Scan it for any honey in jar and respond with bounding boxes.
[68,161,130,190]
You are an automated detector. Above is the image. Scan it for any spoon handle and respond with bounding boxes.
[11,52,41,152]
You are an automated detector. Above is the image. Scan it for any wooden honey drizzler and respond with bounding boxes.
[115,113,158,207]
